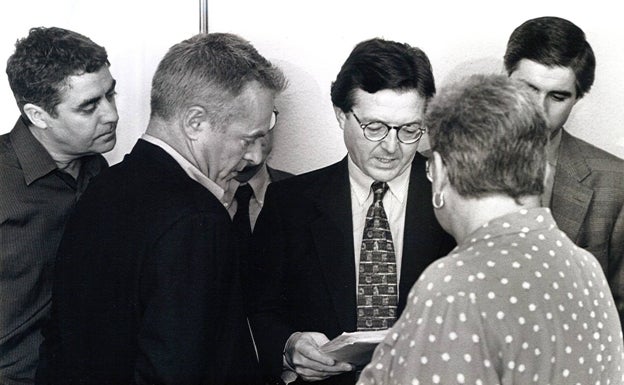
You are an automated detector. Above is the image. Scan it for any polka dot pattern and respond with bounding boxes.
[357,208,624,385]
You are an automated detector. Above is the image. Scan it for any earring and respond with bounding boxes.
[432,191,445,209]
[425,161,432,182]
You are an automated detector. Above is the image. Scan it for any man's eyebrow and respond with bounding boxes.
[550,90,573,98]
[77,79,117,109]
[245,131,267,140]
[519,80,540,92]
[522,80,573,98]
[77,95,101,109]
[107,79,117,94]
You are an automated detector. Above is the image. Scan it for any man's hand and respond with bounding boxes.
[284,332,354,382]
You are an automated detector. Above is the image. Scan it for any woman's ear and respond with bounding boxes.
[430,151,449,192]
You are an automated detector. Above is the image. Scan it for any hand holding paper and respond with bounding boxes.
[319,330,389,368]
[284,332,354,381]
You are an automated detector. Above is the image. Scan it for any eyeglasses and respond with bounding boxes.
[351,111,425,144]
[269,108,279,131]
[240,108,279,150]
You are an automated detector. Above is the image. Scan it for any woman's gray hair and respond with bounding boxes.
[426,74,548,201]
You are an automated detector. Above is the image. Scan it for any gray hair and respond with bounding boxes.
[150,32,287,128]
[427,74,548,201]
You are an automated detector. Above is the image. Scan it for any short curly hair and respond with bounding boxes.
[6,26,109,122]
[427,74,548,201]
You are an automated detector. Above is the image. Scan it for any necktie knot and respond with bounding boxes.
[371,181,388,203]
[235,183,254,214]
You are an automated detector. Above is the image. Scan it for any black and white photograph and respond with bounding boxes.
[1,1,623,384]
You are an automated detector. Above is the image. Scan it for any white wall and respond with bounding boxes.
[1,0,623,174]
[209,0,624,174]
[0,0,197,163]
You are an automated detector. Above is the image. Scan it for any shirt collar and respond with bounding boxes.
[10,117,58,185]
[347,155,411,207]
[221,163,270,208]
[463,207,556,248]
[246,163,270,205]
[141,133,226,203]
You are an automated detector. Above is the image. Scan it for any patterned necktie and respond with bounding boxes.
[357,181,398,331]
[233,183,254,237]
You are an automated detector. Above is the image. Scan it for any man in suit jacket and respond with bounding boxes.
[38,33,287,385]
[233,140,293,283]
[247,38,456,385]
[504,17,624,324]
[268,167,294,184]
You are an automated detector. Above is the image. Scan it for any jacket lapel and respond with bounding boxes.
[306,155,449,329]
[551,131,593,243]
[309,158,357,331]
[266,165,294,183]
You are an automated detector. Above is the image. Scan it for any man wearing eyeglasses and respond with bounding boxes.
[246,38,455,385]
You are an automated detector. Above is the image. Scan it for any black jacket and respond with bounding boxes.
[38,139,260,385]
[246,154,455,384]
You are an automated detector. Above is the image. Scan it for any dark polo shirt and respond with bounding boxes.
[0,118,106,384]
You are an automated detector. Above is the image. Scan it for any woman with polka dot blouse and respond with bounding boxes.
[358,74,624,385]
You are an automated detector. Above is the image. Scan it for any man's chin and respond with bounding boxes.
[95,138,117,154]
[235,164,262,183]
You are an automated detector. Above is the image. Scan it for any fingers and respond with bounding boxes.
[288,332,354,381]
[293,357,353,382]
[293,333,334,366]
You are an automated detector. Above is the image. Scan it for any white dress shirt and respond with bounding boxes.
[225,164,271,231]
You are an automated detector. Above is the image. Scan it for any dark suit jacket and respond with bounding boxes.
[237,165,294,311]
[267,166,294,183]
[246,154,455,384]
[551,130,624,321]
[38,140,260,385]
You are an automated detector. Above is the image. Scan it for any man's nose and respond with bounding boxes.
[101,97,119,124]
[540,96,550,116]
[243,139,264,165]
[380,129,399,153]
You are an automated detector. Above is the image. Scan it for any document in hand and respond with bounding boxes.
[319,329,389,367]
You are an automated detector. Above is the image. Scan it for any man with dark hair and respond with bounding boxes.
[39,32,286,384]
[247,38,455,385]
[505,16,624,323]
[0,26,118,385]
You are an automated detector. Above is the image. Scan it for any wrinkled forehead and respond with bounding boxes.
[224,82,277,132]
[55,66,113,101]
[510,60,577,96]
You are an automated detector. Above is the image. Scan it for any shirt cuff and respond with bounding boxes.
[282,332,302,383]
